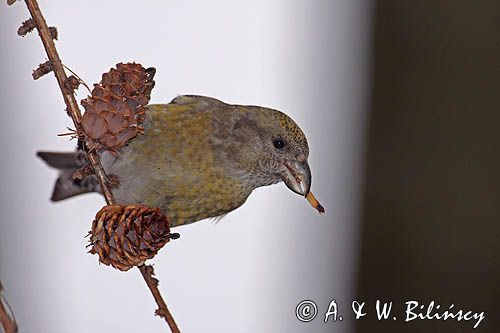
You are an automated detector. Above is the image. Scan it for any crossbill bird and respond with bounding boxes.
[38,95,323,227]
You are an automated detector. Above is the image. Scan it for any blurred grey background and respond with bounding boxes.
[1,1,371,332]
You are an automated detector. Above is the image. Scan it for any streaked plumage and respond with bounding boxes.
[39,95,316,227]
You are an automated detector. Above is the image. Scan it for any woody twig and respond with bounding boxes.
[0,281,17,333]
[10,0,180,331]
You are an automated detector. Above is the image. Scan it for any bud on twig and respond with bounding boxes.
[49,26,58,40]
[106,174,121,188]
[32,60,53,80]
[17,18,35,36]
[72,163,93,181]
[64,75,80,92]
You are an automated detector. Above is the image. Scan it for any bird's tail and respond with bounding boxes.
[37,151,99,201]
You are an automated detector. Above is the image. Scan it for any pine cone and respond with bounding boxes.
[89,204,173,271]
[80,63,156,154]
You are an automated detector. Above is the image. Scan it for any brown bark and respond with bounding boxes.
[10,1,181,331]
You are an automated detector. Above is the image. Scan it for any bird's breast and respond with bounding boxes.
[102,104,253,226]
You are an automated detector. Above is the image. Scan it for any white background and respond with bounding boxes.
[0,1,372,332]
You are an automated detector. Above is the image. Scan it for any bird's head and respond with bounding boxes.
[215,105,312,197]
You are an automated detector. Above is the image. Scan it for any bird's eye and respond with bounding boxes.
[273,138,285,149]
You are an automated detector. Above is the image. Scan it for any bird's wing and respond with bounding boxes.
[146,95,227,119]
[170,95,226,110]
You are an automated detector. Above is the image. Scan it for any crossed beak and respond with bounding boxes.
[281,160,312,196]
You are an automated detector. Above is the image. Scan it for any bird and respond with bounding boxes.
[38,95,324,227]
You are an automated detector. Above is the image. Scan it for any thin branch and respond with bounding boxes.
[22,0,113,200]
[0,281,18,333]
[20,0,180,331]
[140,265,180,333]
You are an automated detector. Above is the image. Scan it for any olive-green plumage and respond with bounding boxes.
[40,95,313,227]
